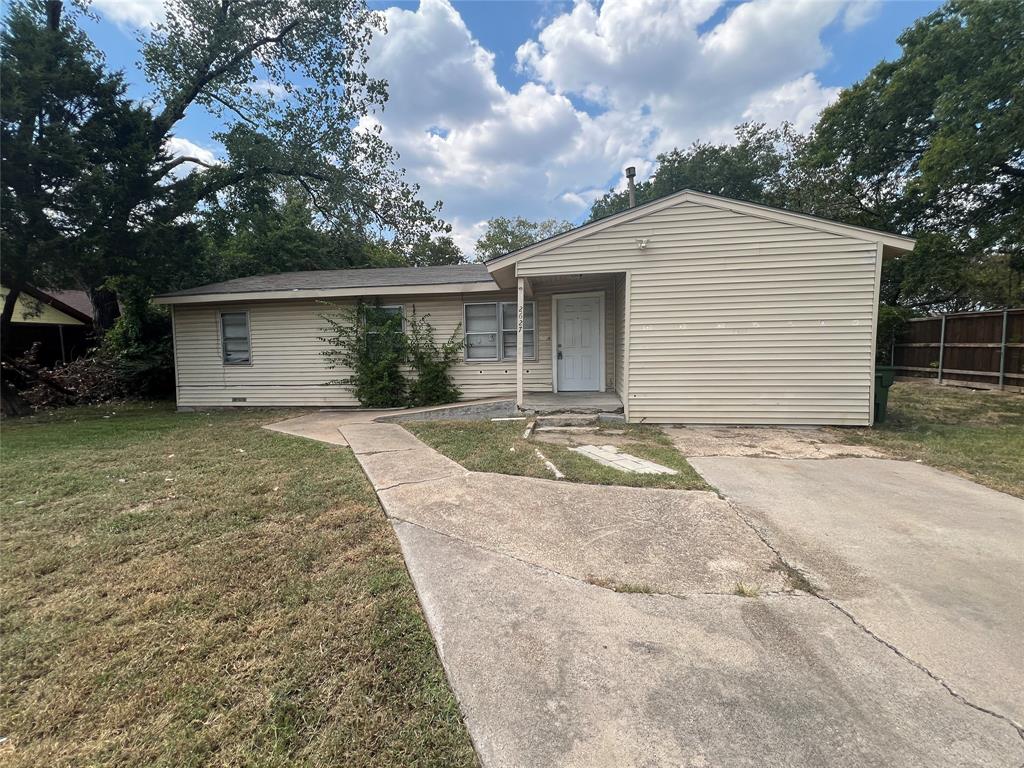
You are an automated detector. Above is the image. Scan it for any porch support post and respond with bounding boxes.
[516,276,525,409]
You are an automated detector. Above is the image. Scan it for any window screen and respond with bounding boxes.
[464,302,535,361]
[501,301,534,360]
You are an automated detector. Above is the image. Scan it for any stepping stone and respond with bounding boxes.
[569,444,678,475]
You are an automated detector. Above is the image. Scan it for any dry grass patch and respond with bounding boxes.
[834,381,1024,497]
[0,403,476,768]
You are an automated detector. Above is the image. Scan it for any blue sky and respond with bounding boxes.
[79,0,940,252]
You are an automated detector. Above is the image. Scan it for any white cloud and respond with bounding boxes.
[843,1,881,31]
[92,0,164,28]
[366,0,866,252]
[743,74,842,133]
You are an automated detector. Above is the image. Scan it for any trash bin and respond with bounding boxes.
[874,366,895,423]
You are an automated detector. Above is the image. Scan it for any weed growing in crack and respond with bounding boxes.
[734,582,761,598]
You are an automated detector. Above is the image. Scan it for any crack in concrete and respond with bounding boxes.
[386,512,806,602]
[349,446,418,456]
[721,495,1024,744]
[335,418,1023,749]
[374,472,465,493]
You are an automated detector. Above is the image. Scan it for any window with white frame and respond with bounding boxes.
[220,311,251,364]
[464,301,534,361]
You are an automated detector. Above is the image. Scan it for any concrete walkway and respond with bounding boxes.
[265,412,1024,766]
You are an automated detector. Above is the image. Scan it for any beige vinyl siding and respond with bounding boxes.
[515,199,881,425]
[172,285,617,408]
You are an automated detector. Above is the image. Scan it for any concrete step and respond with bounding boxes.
[535,414,600,428]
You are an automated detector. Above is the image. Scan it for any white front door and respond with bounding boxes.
[556,295,602,391]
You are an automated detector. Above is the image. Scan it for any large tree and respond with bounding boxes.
[474,216,574,262]
[1,0,155,413]
[1,0,449,332]
[801,0,1023,309]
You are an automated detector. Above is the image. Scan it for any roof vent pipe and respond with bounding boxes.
[625,166,637,209]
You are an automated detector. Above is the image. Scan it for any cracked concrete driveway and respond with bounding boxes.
[690,455,1024,731]
[316,417,1024,768]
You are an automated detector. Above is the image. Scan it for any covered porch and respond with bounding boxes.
[503,271,628,416]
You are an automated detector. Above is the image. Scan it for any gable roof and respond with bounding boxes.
[153,264,497,305]
[484,189,916,271]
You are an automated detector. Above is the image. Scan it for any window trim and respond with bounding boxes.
[463,301,536,363]
[219,310,252,366]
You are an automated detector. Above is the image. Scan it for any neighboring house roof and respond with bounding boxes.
[47,289,94,319]
[0,284,94,326]
[154,264,498,305]
[485,189,916,273]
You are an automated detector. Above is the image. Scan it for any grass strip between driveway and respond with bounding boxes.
[404,420,710,491]
[0,403,477,768]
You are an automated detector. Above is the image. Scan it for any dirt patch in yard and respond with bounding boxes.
[665,425,888,459]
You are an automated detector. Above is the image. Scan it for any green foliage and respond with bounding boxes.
[319,304,464,408]
[589,123,802,220]
[0,0,159,296]
[99,305,175,398]
[875,305,916,365]
[474,216,574,261]
[2,0,451,329]
[409,234,465,266]
[803,0,1024,310]
[320,303,407,408]
[405,310,464,407]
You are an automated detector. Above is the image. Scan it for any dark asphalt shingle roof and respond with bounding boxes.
[157,264,494,298]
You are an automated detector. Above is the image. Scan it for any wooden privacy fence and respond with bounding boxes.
[891,308,1024,391]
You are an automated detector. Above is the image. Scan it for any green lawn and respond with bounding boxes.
[0,403,476,768]
[404,420,710,491]
[835,380,1024,498]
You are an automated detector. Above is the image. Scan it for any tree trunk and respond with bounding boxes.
[1,285,34,417]
[89,285,121,332]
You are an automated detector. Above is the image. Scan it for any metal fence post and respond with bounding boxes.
[937,314,946,383]
[998,309,1009,390]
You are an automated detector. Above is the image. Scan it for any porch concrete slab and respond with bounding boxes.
[339,421,426,454]
[666,425,887,459]
[380,472,788,595]
[357,447,466,491]
[394,519,1023,768]
[690,456,1024,726]
[570,444,679,475]
[522,391,623,414]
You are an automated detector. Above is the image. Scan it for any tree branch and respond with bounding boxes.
[151,17,301,144]
[160,155,218,174]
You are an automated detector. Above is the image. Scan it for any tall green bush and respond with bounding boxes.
[320,303,463,408]
[406,310,463,407]
[320,303,407,407]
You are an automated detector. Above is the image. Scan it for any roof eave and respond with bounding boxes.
[152,280,500,306]
[484,189,917,272]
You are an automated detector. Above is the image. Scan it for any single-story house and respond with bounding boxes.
[154,189,914,425]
